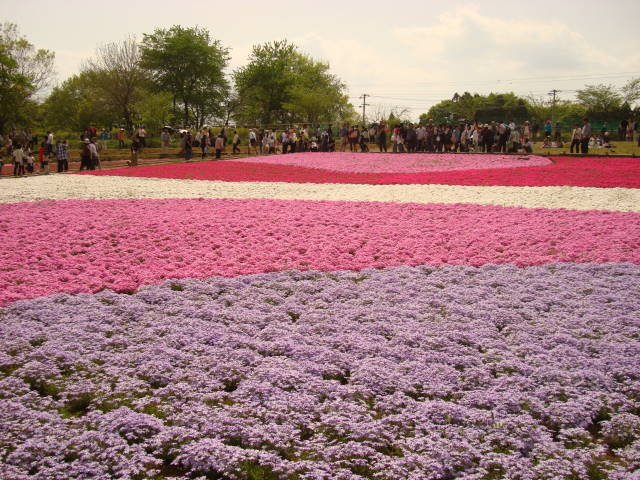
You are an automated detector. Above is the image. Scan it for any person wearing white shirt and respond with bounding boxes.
[289,130,297,153]
[570,125,582,153]
[12,144,25,176]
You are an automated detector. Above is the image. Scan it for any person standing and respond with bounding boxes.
[12,143,25,176]
[38,142,46,173]
[580,118,592,154]
[339,124,348,152]
[88,139,99,170]
[289,130,297,153]
[160,129,171,157]
[543,120,552,140]
[25,149,35,174]
[249,129,258,154]
[184,132,193,162]
[215,134,224,159]
[201,131,210,159]
[130,136,141,166]
[45,131,54,159]
[100,129,109,151]
[56,139,69,172]
[554,122,562,143]
[80,139,91,171]
[117,128,126,148]
[137,125,147,148]
[232,131,241,154]
[280,130,289,154]
[569,124,581,153]
[619,119,628,141]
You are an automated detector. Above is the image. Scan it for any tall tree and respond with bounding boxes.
[140,26,229,128]
[621,77,640,107]
[233,40,352,125]
[575,84,623,113]
[0,23,55,133]
[43,72,117,133]
[82,36,147,132]
[233,40,297,125]
[421,92,531,124]
[283,55,351,123]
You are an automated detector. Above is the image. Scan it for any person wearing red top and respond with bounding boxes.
[38,142,49,174]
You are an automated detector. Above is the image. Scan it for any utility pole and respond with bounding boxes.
[359,94,370,126]
[548,89,561,123]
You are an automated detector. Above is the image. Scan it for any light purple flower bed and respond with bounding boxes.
[1,263,639,479]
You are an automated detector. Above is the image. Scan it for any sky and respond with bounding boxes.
[3,0,640,120]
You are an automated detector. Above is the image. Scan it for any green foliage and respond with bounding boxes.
[234,40,352,125]
[140,25,229,128]
[421,91,530,124]
[43,72,118,133]
[527,96,587,127]
[576,84,623,113]
[622,77,640,107]
[82,36,148,132]
[0,23,54,133]
[134,91,173,135]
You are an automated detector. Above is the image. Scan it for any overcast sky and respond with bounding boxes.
[4,0,640,120]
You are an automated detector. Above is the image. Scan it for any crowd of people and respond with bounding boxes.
[1,118,638,176]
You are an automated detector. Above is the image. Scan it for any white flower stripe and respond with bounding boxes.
[2,175,639,212]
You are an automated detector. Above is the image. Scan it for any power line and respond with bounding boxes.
[347,71,640,88]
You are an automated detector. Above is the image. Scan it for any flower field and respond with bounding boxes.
[1,153,640,479]
[81,154,640,188]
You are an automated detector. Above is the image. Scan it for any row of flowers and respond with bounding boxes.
[231,153,552,173]
[1,263,639,479]
[3,175,640,212]
[1,198,639,305]
[80,155,640,188]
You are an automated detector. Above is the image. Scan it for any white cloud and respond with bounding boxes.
[394,4,631,79]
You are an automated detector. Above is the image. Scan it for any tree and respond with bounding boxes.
[140,26,229,128]
[233,40,298,125]
[575,84,623,113]
[622,77,640,107]
[233,40,351,125]
[43,73,114,133]
[135,91,173,135]
[526,95,586,127]
[82,36,148,132]
[282,56,351,124]
[420,92,531,124]
[0,23,55,133]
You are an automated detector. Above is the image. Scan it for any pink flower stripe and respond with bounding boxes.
[80,156,640,188]
[1,198,638,305]
[231,152,552,173]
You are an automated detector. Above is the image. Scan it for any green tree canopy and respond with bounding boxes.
[82,36,148,132]
[420,92,530,125]
[43,72,119,134]
[575,84,623,113]
[233,40,352,125]
[0,23,54,133]
[140,25,229,128]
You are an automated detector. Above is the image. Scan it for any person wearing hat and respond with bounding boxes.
[117,128,126,148]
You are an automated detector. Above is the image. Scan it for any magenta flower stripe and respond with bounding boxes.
[80,155,640,188]
[1,197,639,305]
